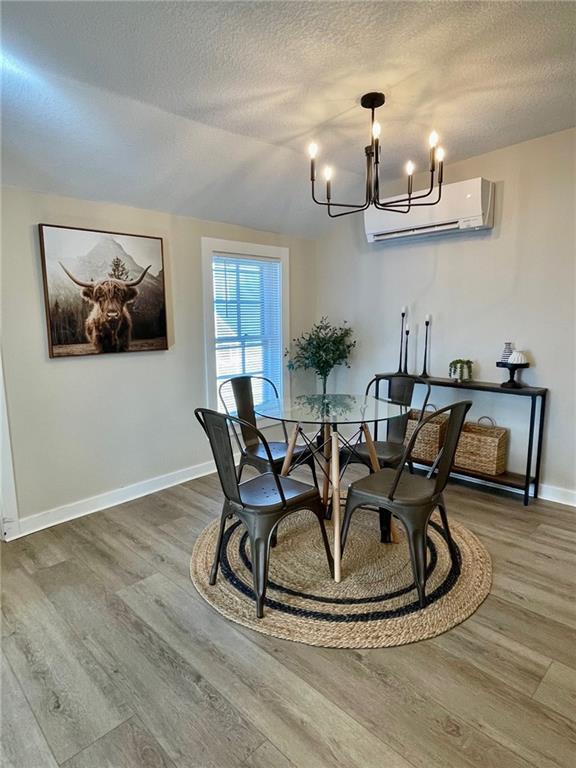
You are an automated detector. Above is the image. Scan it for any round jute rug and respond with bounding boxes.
[190,508,492,648]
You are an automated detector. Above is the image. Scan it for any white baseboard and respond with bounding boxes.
[539,484,576,507]
[6,457,575,543]
[9,460,218,541]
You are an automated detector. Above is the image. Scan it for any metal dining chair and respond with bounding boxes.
[219,375,318,486]
[342,373,432,474]
[341,400,472,608]
[195,408,333,618]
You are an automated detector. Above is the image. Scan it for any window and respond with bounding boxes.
[202,239,289,413]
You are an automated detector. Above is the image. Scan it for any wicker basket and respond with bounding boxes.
[454,416,508,476]
[404,406,449,463]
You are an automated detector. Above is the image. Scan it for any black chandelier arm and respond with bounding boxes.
[310,153,371,210]
[311,180,369,209]
[327,200,371,218]
[375,182,443,211]
[374,169,436,207]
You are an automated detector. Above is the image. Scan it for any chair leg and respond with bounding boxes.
[340,493,359,555]
[437,500,457,566]
[209,505,231,585]
[379,508,392,543]
[404,521,428,608]
[408,459,415,475]
[313,504,334,576]
[245,516,276,619]
[307,455,319,489]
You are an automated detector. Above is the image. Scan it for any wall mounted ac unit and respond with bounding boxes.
[364,177,495,243]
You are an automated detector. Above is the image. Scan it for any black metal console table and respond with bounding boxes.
[375,374,547,505]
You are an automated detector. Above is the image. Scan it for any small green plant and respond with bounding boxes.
[449,359,473,381]
[286,317,356,394]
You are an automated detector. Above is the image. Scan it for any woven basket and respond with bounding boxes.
[404,406,449,463]
[454,416,508,476]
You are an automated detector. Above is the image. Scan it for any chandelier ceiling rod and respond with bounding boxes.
[307,92,446,218]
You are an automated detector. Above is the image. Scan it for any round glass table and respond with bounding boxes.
[255,393,407,582]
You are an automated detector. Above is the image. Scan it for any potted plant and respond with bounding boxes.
[449,358,474,382]
[286,317,356,394]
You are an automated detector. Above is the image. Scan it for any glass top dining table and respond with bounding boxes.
[255,393,408,583]
[254,393,407,425]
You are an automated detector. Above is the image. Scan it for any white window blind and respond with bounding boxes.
[212,254,283,412]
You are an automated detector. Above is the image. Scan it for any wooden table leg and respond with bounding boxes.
[322,422,331,507]
[361,422,397,543]
[331,427,342,582]
[281,422,300,476]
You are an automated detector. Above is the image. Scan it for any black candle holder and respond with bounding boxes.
[496,361,529,389]
[397,312,406,373]
[403,328,410,374]
[421,319,430,378]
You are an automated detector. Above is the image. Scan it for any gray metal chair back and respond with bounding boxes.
[219,375,288,451]
[367,374,431,442]
[195,408,244,504]
[430,400,471,497]
[389,400,473,501]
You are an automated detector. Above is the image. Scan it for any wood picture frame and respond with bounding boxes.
[38,224,169,358]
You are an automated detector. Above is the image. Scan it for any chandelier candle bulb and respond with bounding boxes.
[437,148,445,184]
[308,143,318,181]
[323,166,333,200]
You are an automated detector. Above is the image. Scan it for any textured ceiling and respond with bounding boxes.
[2,1,575,237]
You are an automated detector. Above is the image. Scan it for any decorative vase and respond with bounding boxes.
[500,342,514,363]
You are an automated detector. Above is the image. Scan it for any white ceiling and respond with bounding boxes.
[2,1,575,237]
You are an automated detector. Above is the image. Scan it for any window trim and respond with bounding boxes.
[201,237,290,416]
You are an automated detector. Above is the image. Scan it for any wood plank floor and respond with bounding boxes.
[2,467,575,768]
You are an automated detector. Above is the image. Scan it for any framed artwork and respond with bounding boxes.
[38,224,168,358]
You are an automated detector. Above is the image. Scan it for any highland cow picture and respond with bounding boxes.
[39,224,168,357]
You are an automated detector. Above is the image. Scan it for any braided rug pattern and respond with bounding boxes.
[190,508,491,648]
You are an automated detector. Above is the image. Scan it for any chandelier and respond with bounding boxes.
[307,92,445,218]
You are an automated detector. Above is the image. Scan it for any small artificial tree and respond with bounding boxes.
[286,317,356,394]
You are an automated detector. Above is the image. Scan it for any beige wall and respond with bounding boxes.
[312,129,575,494]
[1,188,316,520]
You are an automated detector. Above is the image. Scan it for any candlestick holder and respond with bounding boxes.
[396,312,406,373]
[403,328,410,374]
[421,319,430,378]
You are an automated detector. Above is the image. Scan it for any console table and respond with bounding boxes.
[375,374,548,505]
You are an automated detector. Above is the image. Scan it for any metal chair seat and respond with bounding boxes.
[240,473,319,511]
[352,440,405,467]
[348,468,437,507]
[246,441,311,464]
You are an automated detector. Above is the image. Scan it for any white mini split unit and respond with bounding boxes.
[364,177,495,243]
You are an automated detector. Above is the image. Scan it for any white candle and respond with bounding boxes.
[401,306,407,314]
[425,314,431,322]
[405,323,410,332]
